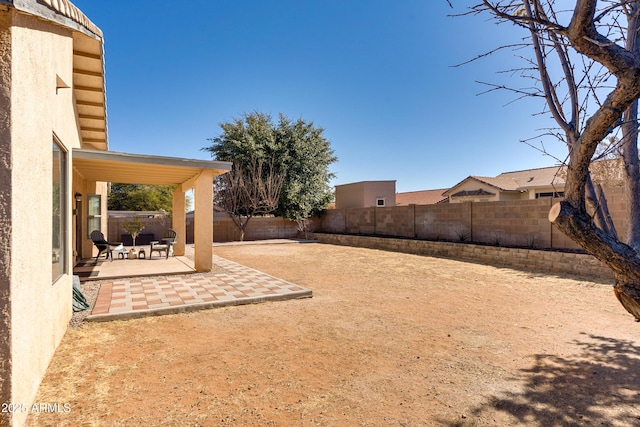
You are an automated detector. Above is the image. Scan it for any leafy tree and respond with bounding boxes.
[108,184,187,213]
[204,112,337,229]
[275,115,337,233]
[459,1,640,320]
[122,215,145,248]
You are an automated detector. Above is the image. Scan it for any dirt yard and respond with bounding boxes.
[28,242,640,426]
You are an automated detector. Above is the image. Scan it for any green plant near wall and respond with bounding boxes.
[457,231,469,242]
[122,215,145,248]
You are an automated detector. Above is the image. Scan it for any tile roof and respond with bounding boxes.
[443,165,566,197]
[38,0,102,36]
[494,165,566,189]
[469,165,566,192]
[396,189,448,205]
[450,188,495,198]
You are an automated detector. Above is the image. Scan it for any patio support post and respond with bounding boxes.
[193,171,214,272]
[172,186,186,256]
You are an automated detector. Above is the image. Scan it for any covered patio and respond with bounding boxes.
[73,246,196,281]
[72,148,231,272]
[73,243,313,322]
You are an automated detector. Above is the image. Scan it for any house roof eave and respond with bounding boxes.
[72,149,232,187]
[8,1,109,151]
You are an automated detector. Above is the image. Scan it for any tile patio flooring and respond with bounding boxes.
[84,254,312,322]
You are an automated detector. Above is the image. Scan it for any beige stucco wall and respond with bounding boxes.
[497,192,523,201]
[448,180,501,203]
[6,10,82,426]
[363,181,396,207]
[0,9,13,423]
[335,181,396,209]
[335,182,364,209]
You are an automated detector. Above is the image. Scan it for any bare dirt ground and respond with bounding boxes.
[28,242,640,426]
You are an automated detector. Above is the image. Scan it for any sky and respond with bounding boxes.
[71,0,568,193]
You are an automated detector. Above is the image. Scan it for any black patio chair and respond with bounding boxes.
[149,229,177,259]
[90,230,119,262]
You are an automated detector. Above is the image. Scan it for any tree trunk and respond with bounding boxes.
[614,280,640,322]
[585,174,615,237]
[623,3,640,253]
[550,201,640,320]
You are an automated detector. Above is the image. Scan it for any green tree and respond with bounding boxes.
[204,112,337,229]
[108,184,187,213]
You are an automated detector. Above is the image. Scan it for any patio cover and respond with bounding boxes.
[72,148,231,272]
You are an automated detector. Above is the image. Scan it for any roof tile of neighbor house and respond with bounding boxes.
[396,189,448,205]
[450,188,495,197]
[494,165,566,189]
[444,165,567,196]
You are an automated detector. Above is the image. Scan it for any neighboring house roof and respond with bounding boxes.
[396,189,448,205]
[495,165,566,189]
[335,180,396,187]
[450,189,495,198]
[444,165,566,197]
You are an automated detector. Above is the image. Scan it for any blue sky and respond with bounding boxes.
[71,0,567,193]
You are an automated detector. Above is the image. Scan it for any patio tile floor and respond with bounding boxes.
[85,255,312,322]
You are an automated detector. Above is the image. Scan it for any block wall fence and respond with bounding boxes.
[107,186,626,249]
[106,190,625,280]
[108,215,303,244]
[319,186,627,252]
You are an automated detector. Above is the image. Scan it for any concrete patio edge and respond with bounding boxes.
[85,289,313,322]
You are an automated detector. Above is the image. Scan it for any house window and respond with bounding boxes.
[52,138,67,283]
[87,194,102,237]
[376,198,386,207]
[536,191,564,198]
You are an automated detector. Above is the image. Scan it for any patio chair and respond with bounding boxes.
[90,230,119,262]
[149,229,177,259]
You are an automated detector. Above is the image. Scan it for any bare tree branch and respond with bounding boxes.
[459,0,640,319]
[215,157,285,241]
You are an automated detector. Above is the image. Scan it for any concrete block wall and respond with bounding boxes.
[209,216,301,242]
[322,209,347,233]
[345,208,375,235]
[319,185,628,251]
[603,186,627,238]
[415,202,471,241]
[375,205,413,237]
[107,217,171,243]
[309,233,614,281]
[108,215,303,244]
[470,199,552,247]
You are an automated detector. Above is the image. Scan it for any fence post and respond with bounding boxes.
[409,204,416,238]
[373,207,377,235]
[549,197,553,249]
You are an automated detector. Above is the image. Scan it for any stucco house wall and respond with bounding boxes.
[446,179,503,203]
[0,2,229,423]
[0,7,99,426]
[335,181,396,209]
